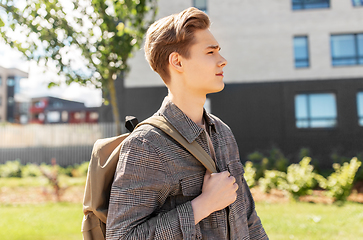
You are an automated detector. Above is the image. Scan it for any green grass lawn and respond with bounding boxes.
[0,202,84,240]
[256,202,363,240]
[0,176,87,188]
[0,201,362,240]
[1,174,362,240]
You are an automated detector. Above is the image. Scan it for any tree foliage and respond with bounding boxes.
[0,0,158,134]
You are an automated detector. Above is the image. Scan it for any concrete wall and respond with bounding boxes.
[124,0,363,88]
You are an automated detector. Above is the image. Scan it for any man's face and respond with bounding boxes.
[180,29,227,96]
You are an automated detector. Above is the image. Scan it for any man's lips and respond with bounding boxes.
[216,72,224,76]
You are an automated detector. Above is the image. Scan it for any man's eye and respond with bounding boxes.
[207,51,214,54]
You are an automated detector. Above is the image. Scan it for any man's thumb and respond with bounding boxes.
[204,170,212,180]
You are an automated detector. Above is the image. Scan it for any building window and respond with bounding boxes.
[357,92,363,126]
[89,112,99,121]
[47,111,60,123]
[8,97,14,106]
[295,93,337,128]
[193,0,207,13]
[331,34,363,66]
[294,36,309,68]
[74,112,81,120]
[352,0,363,7]
[7,77,15,87]
[292,0,330,10]
[53,102,63,108]
[38,113,45,121]
[14,76,21,94]
[34,100,46,108]
[61,111,68,122]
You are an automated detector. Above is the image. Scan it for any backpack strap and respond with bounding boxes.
[138,116,218,173]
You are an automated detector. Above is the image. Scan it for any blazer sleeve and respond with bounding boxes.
[106,136,199,240]
[244,178,269,240]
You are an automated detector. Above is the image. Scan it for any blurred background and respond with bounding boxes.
[1,0,363,168]
[1,1,363,239]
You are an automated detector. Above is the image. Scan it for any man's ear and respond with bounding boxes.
[169,52,183,73]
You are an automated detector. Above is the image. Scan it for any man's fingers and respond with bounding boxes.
[229,175,236,184]
[204,170,212,180]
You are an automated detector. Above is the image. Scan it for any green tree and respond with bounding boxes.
[0,0,158,134]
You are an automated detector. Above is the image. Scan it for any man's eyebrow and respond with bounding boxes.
[206,45,221,50]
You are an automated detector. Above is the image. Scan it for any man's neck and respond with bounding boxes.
[168,91,206,126]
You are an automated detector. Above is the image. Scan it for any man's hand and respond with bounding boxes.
[191,170,238,224]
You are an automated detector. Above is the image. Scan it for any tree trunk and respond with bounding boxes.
[108,77,122,135]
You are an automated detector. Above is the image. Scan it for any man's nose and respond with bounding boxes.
[219,55,227,67]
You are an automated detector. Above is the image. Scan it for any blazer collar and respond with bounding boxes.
[156,97,217,144]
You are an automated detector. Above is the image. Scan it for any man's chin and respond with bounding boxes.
[210,82,225,94]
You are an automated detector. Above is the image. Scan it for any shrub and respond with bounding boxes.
[298,148,311,160]
[244,161,256,187]
[258,170,286,193]
[0,160,22,178]
[21,163,42,177]
[247,147,289,180]
[75,161,89,177]
[268,147,289,172]
[58,165,74,177]
[325,157,362,203]
[355,153,363,182]
[247,151,268,180]
[58,162,89,177]
[278,157,318,200]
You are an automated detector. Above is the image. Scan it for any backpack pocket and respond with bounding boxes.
[82,212,106,240]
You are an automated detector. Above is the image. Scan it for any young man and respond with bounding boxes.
[106,7,268,240]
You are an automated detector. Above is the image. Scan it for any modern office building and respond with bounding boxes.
[0,65,28,123]
[101,0,363,167]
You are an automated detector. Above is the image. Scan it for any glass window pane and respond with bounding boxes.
[295,94,308,118]
[331,35,356,58]
[295,93,337,129]
[294,36,309,68]
[305,3,329,9]
[358,34,363,56]
[357,92,363,118]
[310,119,336,128]
[296,120,309,128]
[292,0,330,10]
[47,111,60,123]
[194,0,207,11]
[352,0,363,6]
[295,61,309,68]
[292,0,303,10]
[294,37,308,58]
[7,77,15,86]
[333,58,357,66]
[309,93,337,118]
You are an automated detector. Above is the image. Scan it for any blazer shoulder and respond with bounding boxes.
[208,113,233,132]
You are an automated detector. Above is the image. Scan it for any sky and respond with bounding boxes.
[0,41,102,107]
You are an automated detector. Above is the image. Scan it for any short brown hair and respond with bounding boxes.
[144,7,210,83]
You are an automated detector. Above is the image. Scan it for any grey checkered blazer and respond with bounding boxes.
[106,97,268,240]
